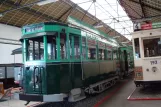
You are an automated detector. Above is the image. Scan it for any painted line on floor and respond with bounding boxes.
[93,80,128,107]
[127,88,161,101]
[27,102,43,107]
[127,88,136,100]
[128,98,161,101]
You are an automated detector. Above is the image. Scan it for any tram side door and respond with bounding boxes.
[24,66,45,94]
[123,50,129,76]
[33,67,45,93]
[119,50,128,77]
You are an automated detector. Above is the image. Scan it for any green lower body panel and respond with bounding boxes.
[23,61,118,95]
[46,62,83,94]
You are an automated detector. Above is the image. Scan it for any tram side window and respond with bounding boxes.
[87,39,97,60]
[47,36,57,60]
[69,34,80,59]
[74,36,80,59]
[134,38,140,58]
[143,38,161,57]
[88,47,97,60]
[104,50,108,60]
[60,33,67,59]
[107,50,112,60]
[82,37,86,59]
[27,37,44,61]
[99,49,105,60]
[69,35,72,59]
[28,40,33,60]
[113,50,117,60]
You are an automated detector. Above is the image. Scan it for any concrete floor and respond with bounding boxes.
[1,78,161,107]
[0,98,41,107]
[100,79,161,107]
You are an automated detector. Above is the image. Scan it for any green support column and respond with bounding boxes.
[44,36,47,61]
[23,39,26,62]
[80,36,82,59]
[111,49,113,60]
[86,35,88,60]
[96,41,98,60]
[67,33,70,60]
[43,36,47,94]
[72,36,74,60]
[107,49,108,60]
[117,48,119,60]
[105,49,107,60]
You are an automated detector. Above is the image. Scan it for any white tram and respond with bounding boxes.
[132,23,161,87]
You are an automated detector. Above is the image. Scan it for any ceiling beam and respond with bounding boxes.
[132,14,161,22]
[63,4,78,22]
[130,0,161,13]
[57,4,77,21]
[1,0,56,21]
[119,0,142,18]
[57,7,73,20]
[139,0,145,18]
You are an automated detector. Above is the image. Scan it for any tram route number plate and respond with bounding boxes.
[150,60,157,65]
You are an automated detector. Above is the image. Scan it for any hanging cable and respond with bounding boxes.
[104,0,131,27]
[96,2,131,36]
[94,2,96,19]
[81,2,93,21]
[77,0,92,5]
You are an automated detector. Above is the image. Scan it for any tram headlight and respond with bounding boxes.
[152,67,157,72]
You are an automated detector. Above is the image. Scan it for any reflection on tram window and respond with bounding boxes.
[82,37,86,59]
[104,50,107,60]
[69,35,72,59]
[88,39,97,60]
[134,38,140,58]
[26,37,44,61]
[107,50,112,60]
[47,36,57,60]
[88,47,97,60]
[99,49,105,60]
[113,50,117,60]
[69,35,80,59]
[74,36,80,59]
[143,38,161,57]
[60,33,67,59]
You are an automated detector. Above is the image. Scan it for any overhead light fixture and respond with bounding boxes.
[121,41,130,44]
[94,25,103,28]
[37,0,58,6]
[93,22,104,28]
[113,36,120,38]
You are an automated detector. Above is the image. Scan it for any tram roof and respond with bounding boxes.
[21,21,119,45]
[120,0,161,24]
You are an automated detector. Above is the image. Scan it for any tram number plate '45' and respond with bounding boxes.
[150,60,157,65]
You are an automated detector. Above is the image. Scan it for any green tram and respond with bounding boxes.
[15,18,133,102]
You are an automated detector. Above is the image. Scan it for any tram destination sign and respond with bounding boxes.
[135,22,161,31]
[152,22,161,29]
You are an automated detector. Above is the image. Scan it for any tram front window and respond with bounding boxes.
[134,38,140,58]
[143,38,161,57]
[26,37,44,61]
[47,36,57,60]
[60,33,67,59]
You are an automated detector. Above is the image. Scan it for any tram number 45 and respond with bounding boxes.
[150,60,157,65]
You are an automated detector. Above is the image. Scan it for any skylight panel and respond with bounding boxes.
[71,0,133,40]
